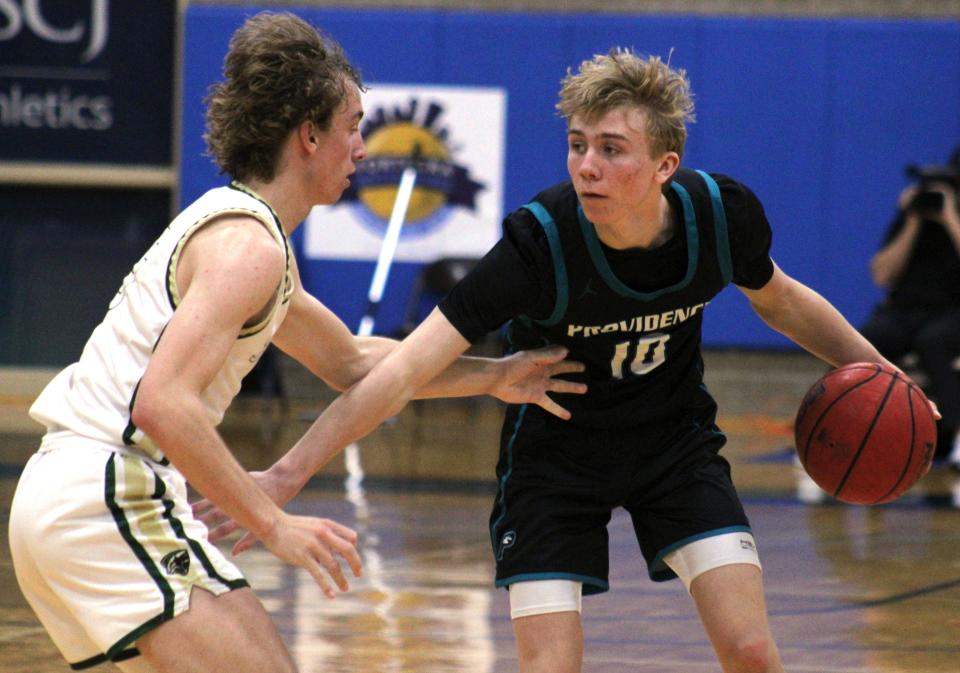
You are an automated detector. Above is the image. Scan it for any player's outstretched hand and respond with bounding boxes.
[260,513,362,599]
[491,345,587,420]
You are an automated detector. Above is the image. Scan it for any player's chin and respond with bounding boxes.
[318,186,347,206]
[579,199,610,222]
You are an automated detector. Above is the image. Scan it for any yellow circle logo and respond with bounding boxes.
[360,122,447,222]
[341,98,485,235]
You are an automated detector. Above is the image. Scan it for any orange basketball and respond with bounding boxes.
[794,362,937,504]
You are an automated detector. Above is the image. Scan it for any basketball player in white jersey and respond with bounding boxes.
[7,12,584,673]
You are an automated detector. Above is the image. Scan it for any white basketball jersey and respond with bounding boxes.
[30,182,294,462]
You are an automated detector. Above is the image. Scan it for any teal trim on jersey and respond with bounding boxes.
[696,170,733,285]
[649,524,753,581]
[489,404,528,553]
[521,202,568,326]
[495,572,610,595]
[577,191,699,301]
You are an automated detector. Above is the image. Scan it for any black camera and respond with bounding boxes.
[909,190,945,214]
[904,147,960,216]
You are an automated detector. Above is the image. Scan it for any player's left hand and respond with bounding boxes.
[193,468,296,544]
[490,345,587,420]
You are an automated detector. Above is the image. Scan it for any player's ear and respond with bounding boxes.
[655,151,680,184]
[298,121,318,150]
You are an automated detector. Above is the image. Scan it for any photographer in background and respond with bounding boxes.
[861,147,960,470]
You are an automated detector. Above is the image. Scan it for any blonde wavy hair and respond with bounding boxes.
[557,48,695,159]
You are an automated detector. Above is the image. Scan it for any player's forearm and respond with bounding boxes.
[274,358,423,487]
[134,394,282,540]
[274,313,469,489]
[330,337,497,400]
[754,282,888,368]
[411,354,503,399]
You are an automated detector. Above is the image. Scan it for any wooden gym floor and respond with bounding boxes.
[2,350,959,672]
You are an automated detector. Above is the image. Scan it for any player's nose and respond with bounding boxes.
[578,148,601,180]
[353,140,367,162]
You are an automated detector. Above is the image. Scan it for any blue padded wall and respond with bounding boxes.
[181,6,960,347]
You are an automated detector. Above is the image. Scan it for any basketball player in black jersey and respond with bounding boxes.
[206,49,934,673]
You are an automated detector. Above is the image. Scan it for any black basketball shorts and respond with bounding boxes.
[488,392,750,595]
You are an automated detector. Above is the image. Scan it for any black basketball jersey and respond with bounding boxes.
[506,168,735,427]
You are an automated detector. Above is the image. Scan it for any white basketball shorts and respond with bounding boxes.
[8,435,247,669]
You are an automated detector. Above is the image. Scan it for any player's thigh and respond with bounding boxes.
[627,449,751,582]
[491,410,617,591]
[136,587,297,673]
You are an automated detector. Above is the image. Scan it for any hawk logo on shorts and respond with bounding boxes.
[497,530,517,560]
[739,538,756,551]
[161,549,190,576]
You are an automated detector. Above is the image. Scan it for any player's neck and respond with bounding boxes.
[595,193,673,251]
[245,176,309,237]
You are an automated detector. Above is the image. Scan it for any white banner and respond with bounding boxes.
[304,83,506,262]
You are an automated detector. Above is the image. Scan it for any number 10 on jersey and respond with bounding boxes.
[611,333,670,378]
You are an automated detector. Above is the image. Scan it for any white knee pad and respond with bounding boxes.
[663,531,762,592]
[508,579,582,619]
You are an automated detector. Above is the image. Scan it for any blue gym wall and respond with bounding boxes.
[180,6,960,349]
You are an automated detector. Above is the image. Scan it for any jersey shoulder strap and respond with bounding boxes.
[519,182,576,326]
[670,168,733,285]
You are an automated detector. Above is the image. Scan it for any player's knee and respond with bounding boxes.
[509,583,584,673]
[717,634,776,673]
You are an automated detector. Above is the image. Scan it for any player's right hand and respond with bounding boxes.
[259,514,362,598]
